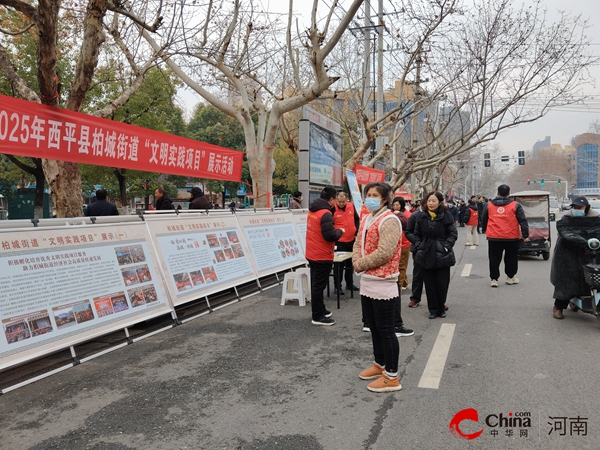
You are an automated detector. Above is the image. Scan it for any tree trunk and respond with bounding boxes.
[42,160,84,218]
[114,168,127,207]
[34,168,45,220]
[248,146,275,208]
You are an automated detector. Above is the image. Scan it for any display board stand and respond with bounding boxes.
[0,209,308,392]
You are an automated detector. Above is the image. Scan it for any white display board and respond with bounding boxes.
[236,211,305,277]
[0,223,172,370]
[346,169,364,215]
[290,210,308,254]
[145,213,256,306]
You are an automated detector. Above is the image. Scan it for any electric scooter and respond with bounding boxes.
[569,238,600,318]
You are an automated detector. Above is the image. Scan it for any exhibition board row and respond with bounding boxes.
[0,209,308,372]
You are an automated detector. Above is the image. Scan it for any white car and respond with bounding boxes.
[549,199,560,221]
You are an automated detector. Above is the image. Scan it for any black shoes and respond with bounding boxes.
[395,325,414,337]
[438,312,446,318]
[429,313,437,319]
[333,288,345,296]
[429,312,446,319]
[346,284,360,291]
[312,316,335,326]
[324,310,333,318]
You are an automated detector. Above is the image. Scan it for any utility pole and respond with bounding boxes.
[376,0,384,155]
[409,49,423,196]
[363,0,371,126]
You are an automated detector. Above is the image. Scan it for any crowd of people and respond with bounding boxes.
[86,180,595,394]
[303,182,545,393]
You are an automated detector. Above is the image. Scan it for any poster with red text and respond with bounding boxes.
[145,213,256,306]
[236,211,305,277]
[0,223,171,370]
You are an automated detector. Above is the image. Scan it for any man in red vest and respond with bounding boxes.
[481,184,530,287]
[306,186,344,325]
[333,191,360,295]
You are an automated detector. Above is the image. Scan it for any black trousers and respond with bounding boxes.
[308,259,333,320]
[488,240,519,280]
[410,256,424,303]
[554,299,570,309]
[361,295,399,373]
[394,289,404,327]
[333,240,355,288]
[423,267,451,315]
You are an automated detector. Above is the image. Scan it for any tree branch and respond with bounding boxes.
[0,21,34,35]
[0,42,39,101]
[66,0,108,112]
[0,0,37,20]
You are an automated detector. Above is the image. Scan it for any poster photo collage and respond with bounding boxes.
[172,230,245,292]
[3,244,159,347]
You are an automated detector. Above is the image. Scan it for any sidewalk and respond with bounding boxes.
[0,279,423,450]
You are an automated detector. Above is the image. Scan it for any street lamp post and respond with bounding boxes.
[464,172,475,199]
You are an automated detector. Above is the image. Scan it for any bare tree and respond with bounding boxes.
[0,0,163,217]
[140,0,364,208]
[303,0,596,195]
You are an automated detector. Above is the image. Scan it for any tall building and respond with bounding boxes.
[574,133,600,193]
[532,136,551,158]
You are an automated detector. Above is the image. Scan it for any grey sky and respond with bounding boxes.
[179,0,600,155]
[495,0,600,153]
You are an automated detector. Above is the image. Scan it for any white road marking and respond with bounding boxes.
[418,323,456,389]
[461,264,472,277]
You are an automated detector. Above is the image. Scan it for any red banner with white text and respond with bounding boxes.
[355,165,386,185]
[0,94,243,181]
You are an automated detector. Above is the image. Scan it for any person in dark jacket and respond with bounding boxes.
[408,192,457,319]
[477,196,485,233]
[405,205,425,308]
[154,187,174,210]
[457,199,467,227]
[389,197,414,338]
[306,186,344,326]
[84,189,119,216]
[447,200,459,225]
[481,185,529,287]
[290,191,303,209]
[189,186,213,210]
[550,196,600,319]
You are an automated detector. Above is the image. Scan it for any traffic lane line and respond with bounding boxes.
[461,264,472,277]
[418,323,456,389]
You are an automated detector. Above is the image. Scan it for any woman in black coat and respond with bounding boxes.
[406,192,458,319]
[189,186,213,210]
[550,202,600,319]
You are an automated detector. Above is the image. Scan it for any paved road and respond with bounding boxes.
[1,216,598,449]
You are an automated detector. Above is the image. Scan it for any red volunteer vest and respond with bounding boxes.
[306,208,335,261]
[466,208,478,226]
[333,203,357,243]
[358,211,402,279]
[400,209,411,249]
[486,201,521,239]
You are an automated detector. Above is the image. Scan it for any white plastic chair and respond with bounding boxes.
[294,267,311,302]
[280,271,310,306]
